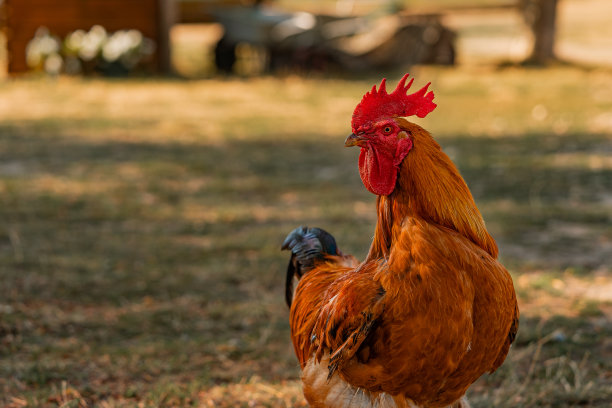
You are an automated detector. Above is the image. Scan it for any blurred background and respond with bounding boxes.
[0,0,611,407]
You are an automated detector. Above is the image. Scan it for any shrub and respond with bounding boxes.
[26,25,156,76]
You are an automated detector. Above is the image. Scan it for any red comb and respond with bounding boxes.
[351,74,436,133]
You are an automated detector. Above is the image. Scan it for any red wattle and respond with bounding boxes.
[358,146,399,196]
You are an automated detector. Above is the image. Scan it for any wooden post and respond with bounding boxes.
[523,0,559,64]
[157,0,177,74]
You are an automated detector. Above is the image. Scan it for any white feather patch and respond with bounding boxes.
[302,357,421,408]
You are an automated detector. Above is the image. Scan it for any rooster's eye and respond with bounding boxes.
[383,126,393,134]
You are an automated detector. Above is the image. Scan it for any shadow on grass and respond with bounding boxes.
[470,314,612,408]
[1,120,611,404]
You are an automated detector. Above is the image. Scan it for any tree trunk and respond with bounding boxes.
[523,0,559,64]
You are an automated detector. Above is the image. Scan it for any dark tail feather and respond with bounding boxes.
[285,255,298,307]
[282,226,338,308]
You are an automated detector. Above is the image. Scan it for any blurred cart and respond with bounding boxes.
[186,1,456,73]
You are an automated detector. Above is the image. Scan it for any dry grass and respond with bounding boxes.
[1,65,611,407]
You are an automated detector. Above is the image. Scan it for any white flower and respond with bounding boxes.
[64,29,86,54]
[126,30,143,48]
[79,25,108,61]
[44,52,63,75]
[26,26,61,68]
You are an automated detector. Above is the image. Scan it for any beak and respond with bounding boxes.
[345,133,367,147]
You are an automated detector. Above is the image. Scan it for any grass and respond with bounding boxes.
[1,65,612,407]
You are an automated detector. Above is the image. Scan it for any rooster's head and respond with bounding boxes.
[345,74,436,196]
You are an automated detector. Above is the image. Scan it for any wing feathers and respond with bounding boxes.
[289,217,518,406]
[313,263,387,379]
[327,307,383,380]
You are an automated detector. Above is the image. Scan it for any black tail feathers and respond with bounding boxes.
[281,226,338,307]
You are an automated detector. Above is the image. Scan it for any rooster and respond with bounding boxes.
[282,74,518,408]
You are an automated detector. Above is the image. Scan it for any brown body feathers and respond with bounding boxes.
[284,93,518,408]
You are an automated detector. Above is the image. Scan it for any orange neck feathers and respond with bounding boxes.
[367,119,498,261]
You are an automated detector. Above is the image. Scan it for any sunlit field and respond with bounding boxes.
[1,65,611,407]
[1,0,612,406]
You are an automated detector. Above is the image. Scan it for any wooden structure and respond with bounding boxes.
[178,0,244,24]
[3,0,175,74]
[522,0,559,64]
